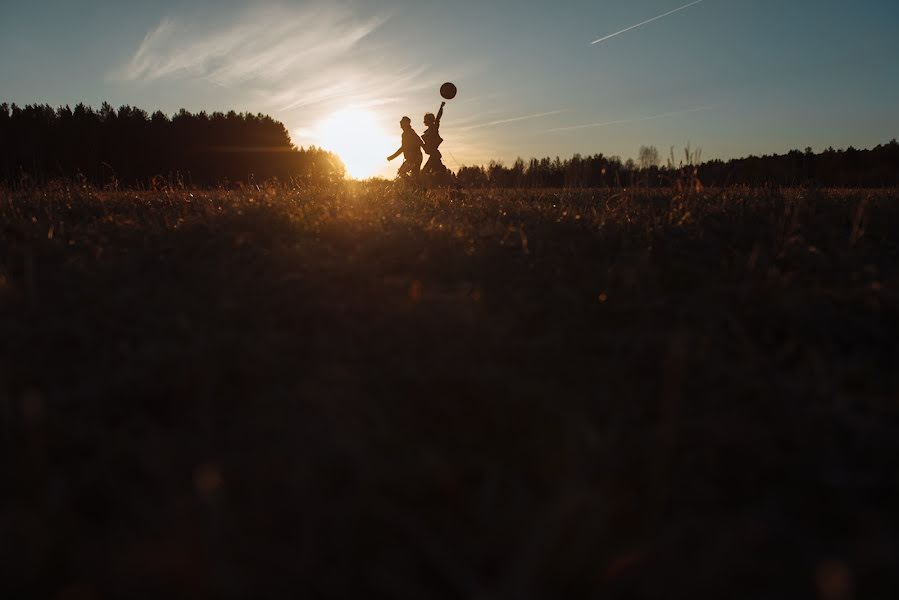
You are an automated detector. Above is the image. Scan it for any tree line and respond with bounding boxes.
[456,142,899,189]
[2,102,897,188]
[0,102,344,187]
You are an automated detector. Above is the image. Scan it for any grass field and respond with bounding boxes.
[2,183,898,598]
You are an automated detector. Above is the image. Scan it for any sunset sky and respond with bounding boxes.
[2,0,898,177]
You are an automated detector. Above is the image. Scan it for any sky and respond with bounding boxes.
[2,0,898,177]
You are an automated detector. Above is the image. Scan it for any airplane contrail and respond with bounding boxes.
[544,106,714,133]
[591,0,705,45]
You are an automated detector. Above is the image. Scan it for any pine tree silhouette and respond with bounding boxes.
[0,103,344,187]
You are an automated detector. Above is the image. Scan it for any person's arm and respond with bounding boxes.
[436,102,445,126]
[387,147,402,161]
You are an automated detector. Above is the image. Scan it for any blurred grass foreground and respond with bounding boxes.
[1,182,898,598]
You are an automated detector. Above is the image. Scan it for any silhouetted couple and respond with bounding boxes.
[387,102,447,185]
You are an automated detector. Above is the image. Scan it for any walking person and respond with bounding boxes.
[421,102,447,185]
[387,116,423,182]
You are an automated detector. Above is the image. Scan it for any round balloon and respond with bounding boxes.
[440,82,457,100]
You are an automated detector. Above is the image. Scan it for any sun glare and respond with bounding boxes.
[313,109,394,180]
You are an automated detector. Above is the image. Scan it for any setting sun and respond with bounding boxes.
[313,108,394,180]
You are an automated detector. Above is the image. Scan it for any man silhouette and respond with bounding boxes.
[387,116,423,181]
[421,102,447,184]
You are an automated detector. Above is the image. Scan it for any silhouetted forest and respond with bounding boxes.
[2,102,897,188]
[0,103,344,186]
[457,141,899,188]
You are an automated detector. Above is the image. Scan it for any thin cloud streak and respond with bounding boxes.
[484,110,566,127]
[591,0,705,45]
[455,110,566,132]
[115,6,386,84]
[446,111,504,127]
[545,106,715,132]
[113,3,477,154]
[270,64,433,111]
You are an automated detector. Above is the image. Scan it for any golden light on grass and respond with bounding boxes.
[313,108,394,180]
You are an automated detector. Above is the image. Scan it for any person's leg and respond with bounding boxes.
[423,155,446,185]
[419,158,432,187]
[398,159,413,180]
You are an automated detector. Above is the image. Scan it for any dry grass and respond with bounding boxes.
[1,183,898,599]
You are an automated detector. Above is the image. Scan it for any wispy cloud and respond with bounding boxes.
[446,111,504,127]
[113,3,472,157]
[115,5,386,85]
[115,3,489,152]
[591,0,705,45]
[545,106,714,132]
[267,64,434,112]
[482,110,567,127]
[454,110,566,132]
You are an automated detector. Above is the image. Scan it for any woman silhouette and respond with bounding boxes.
[421,102,447,182]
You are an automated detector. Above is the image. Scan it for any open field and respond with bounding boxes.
[2,183,898,598]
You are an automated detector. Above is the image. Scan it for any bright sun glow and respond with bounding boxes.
[313,108,395,180]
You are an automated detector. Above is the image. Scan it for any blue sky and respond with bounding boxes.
[2,0,898,175]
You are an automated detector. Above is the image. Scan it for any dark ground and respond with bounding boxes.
[1,183,898,599]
